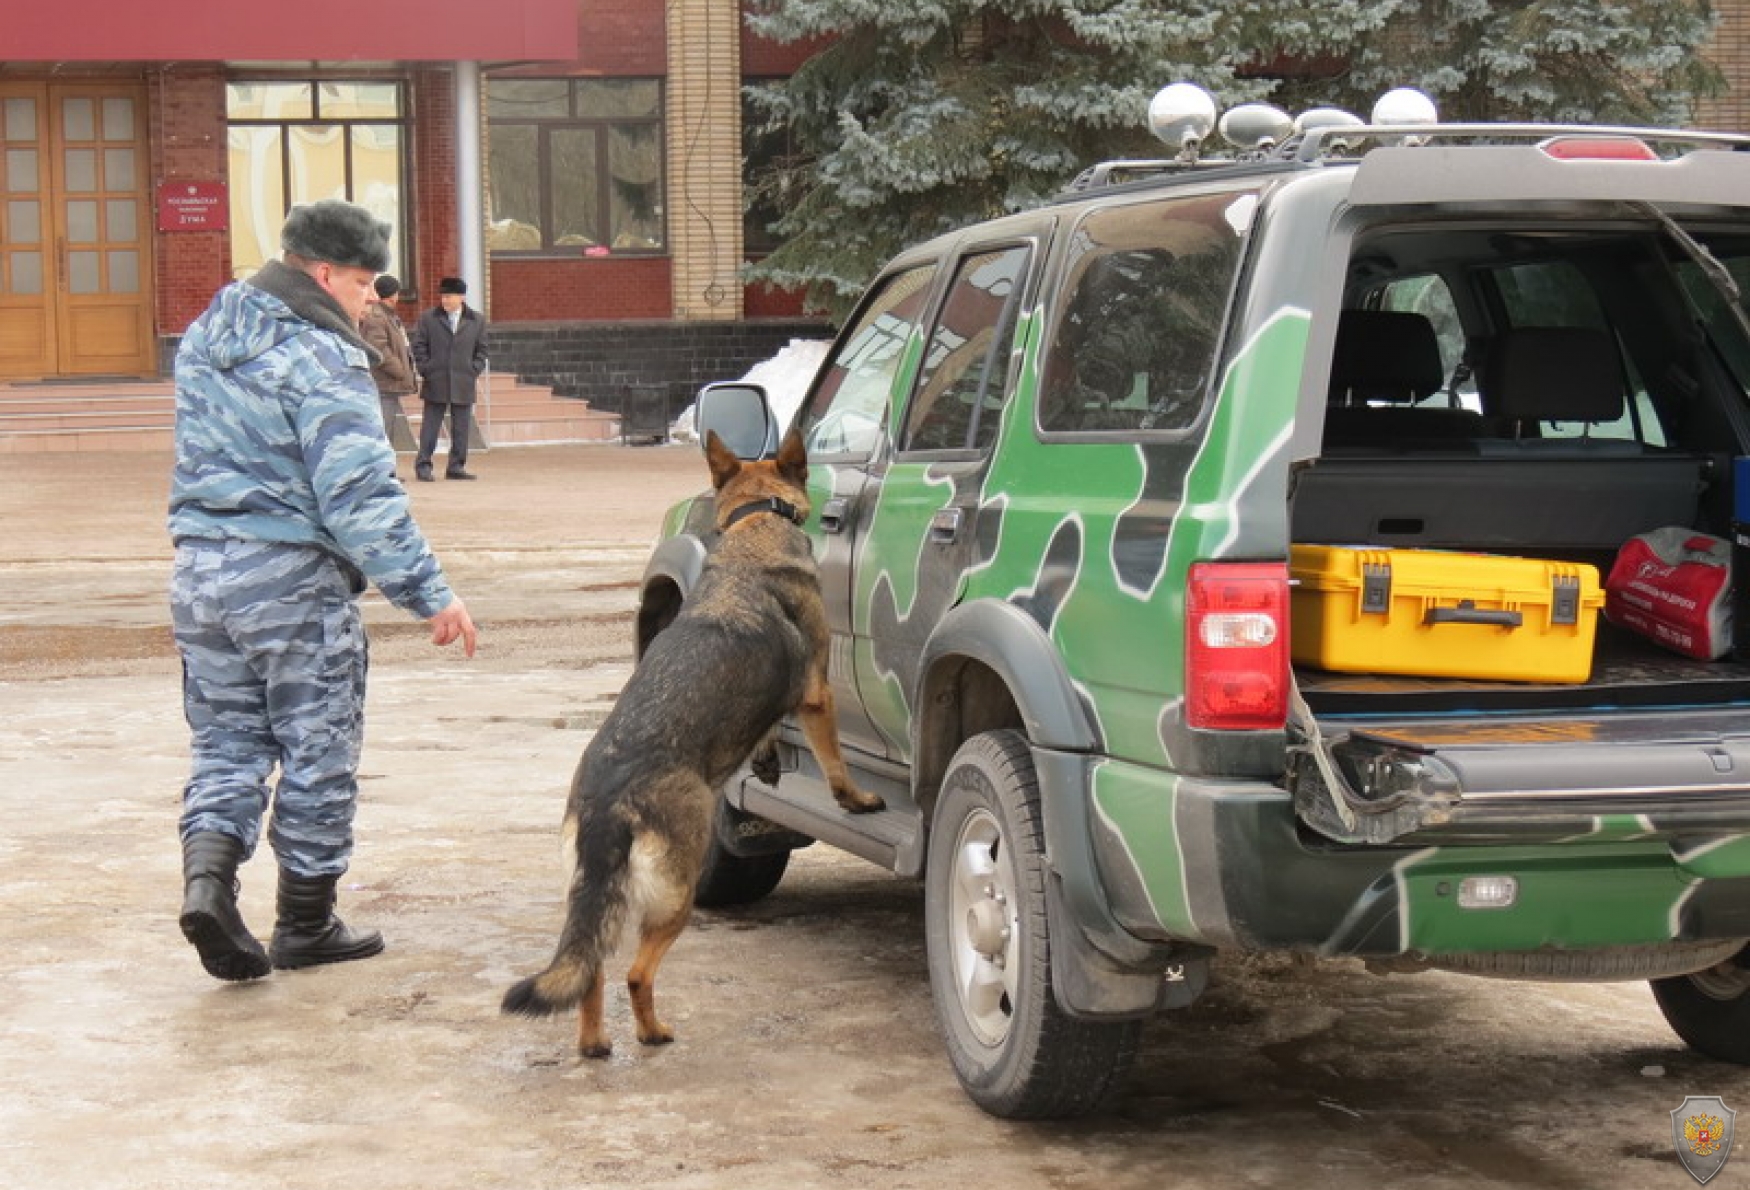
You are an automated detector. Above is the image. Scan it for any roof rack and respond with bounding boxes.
[1065,158,1247,192]
[1291,121,1750,162]
[1067,122,1750,193]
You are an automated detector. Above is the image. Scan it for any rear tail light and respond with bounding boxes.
[1186,561,1290,730]
[1538,136,1659,162]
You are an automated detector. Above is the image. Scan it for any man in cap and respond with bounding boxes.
[169,198,479,982]
[360,273,419,453]
[411,276,490,481]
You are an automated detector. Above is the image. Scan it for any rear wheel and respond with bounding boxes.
[693,839,789,908]
[924,730,1140,1118]
[1651,948,1750,1064]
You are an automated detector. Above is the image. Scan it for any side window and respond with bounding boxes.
[1039,190,1252,435]
[1677,251,1750,396]
[800,264,938,458]
[900,245,1031,453]
[1493,261,1664,445]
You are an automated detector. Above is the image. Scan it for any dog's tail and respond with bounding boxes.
[501,810,634,1018]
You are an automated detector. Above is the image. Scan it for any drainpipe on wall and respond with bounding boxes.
[454,60,490,438]
[454,60,485,311]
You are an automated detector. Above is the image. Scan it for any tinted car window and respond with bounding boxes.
[1039,190,1251,434]
[800,264,938,458]
[1676,244,1750,398]
[901,245,1030,453]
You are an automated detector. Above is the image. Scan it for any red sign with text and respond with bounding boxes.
[157,181,227,232]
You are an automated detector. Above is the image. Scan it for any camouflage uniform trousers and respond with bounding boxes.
[171,538,369,878]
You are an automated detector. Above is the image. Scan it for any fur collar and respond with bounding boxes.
[247,260,380,365]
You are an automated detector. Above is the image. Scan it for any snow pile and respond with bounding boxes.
[669,338,831,443]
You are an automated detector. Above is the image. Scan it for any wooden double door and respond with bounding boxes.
[0,82,155,379]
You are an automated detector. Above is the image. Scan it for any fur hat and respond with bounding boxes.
[281,200,392,272]
[373,274,401,300]
[438,276,467,296]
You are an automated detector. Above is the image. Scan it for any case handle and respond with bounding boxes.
[1425,600,1522,628]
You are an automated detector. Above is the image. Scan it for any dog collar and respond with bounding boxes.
[722,497,806,530]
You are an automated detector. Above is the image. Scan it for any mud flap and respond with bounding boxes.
[1046,874,1208,1019]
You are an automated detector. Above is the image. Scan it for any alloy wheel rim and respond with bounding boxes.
[1689,961,1750,1001]
[946,806,1020,1047]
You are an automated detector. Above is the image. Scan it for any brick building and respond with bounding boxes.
[1,0,824,410]
[1700,0,1750,134]
[2,0,1748,408]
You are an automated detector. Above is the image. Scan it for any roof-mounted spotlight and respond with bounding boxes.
[1371,87,1439,146]
[1148,83,1219,163]
[1219,103,1294,156]
[1293,106,1365,156]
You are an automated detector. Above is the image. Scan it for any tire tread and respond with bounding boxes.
[930,730,1141,1119]
[1651,968,1750,1065]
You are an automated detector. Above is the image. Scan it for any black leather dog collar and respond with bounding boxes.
[722,497,805,530]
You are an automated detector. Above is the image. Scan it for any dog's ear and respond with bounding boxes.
[704,430,741,490]
[775,427,808,486]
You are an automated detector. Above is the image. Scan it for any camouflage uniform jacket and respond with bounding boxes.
[169,261,454,619]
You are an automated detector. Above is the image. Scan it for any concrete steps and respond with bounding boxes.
[0,372,619,453]
[427,373,622,448]
[0,380,176,453]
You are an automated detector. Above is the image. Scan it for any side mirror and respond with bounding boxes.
[695,382,779,460]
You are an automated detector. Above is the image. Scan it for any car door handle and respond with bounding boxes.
[929,507,962,544]
[820,498,849,534]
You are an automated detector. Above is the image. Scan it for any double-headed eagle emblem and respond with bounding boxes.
[1673,1097,1736,1185]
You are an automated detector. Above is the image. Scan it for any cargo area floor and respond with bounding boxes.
[1299,624,1750,717]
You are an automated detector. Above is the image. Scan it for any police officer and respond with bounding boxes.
[169,199,478,982]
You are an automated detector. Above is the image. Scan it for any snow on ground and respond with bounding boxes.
[669,338,831,443]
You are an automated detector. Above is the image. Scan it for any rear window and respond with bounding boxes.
[1329,224,1750,453]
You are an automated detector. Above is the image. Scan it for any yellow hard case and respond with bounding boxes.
[1289,545,1605,684]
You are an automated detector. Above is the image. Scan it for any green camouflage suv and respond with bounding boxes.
[640,89,1750,1118]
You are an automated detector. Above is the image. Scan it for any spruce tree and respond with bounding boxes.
[744,0,1720,319]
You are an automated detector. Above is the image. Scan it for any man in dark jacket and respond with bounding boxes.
[360,274,418,452]
[411,276,489,481]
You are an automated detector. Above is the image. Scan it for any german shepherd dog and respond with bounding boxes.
[501,427,884,1056]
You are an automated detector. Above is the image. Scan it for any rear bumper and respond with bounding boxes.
[1291,706,1750,844]
[1073,754,1750,960]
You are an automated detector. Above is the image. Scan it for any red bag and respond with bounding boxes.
[1604,528,1734,660]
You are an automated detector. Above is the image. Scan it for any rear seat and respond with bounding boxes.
[1323,309,1487,448]
[1297,318,1711,549]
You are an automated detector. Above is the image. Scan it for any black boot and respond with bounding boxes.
[179,832,271,982]
[268,871,385,970]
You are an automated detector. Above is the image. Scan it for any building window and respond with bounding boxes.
[225,80,408,282]
[486,78,665,255]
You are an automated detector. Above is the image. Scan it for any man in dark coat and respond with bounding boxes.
[410,276,489,481]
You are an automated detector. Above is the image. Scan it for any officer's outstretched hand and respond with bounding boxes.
[428,596,479,658]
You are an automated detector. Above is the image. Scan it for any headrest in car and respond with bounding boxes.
[1328,309,1445,405]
